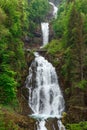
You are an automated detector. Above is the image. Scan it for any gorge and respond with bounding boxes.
[25,1,66,130]
[0,0,87,130]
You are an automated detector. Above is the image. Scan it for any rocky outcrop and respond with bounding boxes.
[46,118,59,130]
[17,87,33,115]
[24,24,42,49]
[24,23,54,50]
[17,50,35,115]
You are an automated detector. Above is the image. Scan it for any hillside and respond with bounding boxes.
[0,0,87,130]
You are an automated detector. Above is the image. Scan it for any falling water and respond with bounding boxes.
[58,120,66,130]
[26,1,65,130]
[41,22,49,46]
[49,2,58,19]
[41,2,58,47]
[26,52,65,130]
[37,120,47,130]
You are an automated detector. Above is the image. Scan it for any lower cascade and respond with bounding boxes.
[26,52,65,130]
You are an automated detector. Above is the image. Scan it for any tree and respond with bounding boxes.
[28,0,49,23]
[0,0,29,104]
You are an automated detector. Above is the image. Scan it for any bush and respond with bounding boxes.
[66,122,87,130]
[45,40,62,55]
[0,73,17,104]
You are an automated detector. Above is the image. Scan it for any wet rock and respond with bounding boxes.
[17,87,33,115]
[46,118,59,130]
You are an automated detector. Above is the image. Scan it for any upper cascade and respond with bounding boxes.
[49,2,58,19]
[41,1,58,47]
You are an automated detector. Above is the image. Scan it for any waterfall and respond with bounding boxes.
[49,2,58,19]
[58,120,66,130]
[26,1,65,130]
[26,52,65,130]
[37,120,47,130]
[41,2,58,46]
[41,23,49,46]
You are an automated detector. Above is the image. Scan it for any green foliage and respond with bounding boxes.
[29,0,49,23]
[0,0,28,104]
[6,121,19,130]
[76,80,87,90]
[53,0,66,38]
[66,122,87,130]
[49,0,87,103]
[61,47,73,80]
[53,0,73,38]
[53,0,87,87]
[65,88,70,95]
[28,0,49,38]
[45,40,62,55]
[0,73,17,104]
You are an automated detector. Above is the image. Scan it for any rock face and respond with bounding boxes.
[24,23,54,49]
[46,118,59,130]
[17,50,35,115]
[17,87,33,115]
[24,24,42,49]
